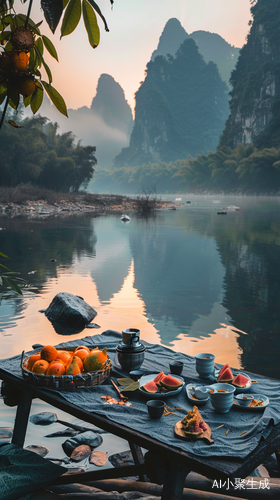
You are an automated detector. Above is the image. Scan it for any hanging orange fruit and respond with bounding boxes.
[17,76,36,98]
[12,51,30,72]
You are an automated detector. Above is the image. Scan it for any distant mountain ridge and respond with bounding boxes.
[151,18,240,86]
[114,37,229,167]
[27,74,133,169]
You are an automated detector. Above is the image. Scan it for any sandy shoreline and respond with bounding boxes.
[0,196,178,218]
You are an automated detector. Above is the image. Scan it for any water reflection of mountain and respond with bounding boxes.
[130,217,224,345]
[90,216,132,302]
[213,211,280,379]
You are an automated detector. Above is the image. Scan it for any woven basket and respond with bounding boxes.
[21,348,112,391]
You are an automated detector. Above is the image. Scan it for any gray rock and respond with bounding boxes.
[62,431,103,456]
[43,292,97,328]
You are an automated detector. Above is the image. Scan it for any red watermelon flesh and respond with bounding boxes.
[217,366,234,382]
[141,380,159,393]
[153,372,164,385]
[232,373,249,387]
[159,374,183,391]
[219,363,230,378]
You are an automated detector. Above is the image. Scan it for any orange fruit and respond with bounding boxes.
[74,346,90,354]
[26,353,41,371]
[12,51,30,71]
[17,76,35,98]
[83,348,108,373]
[32,359,49,375]
[66,357,81,376]
[47,360,66,377]
[89,347,100,354]
[72,355,83,371]
[73,348,90,362]
[56,350,72,366]
[41,345,58,363]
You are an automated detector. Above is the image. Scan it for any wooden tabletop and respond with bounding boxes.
[1,366,280,482]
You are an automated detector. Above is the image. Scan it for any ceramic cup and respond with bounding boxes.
[129,370,144,381]
[194,353,216,379]
[169,361,184,375]
[209,383,236,413]
[122,328,140,346]
[146,400,166,419]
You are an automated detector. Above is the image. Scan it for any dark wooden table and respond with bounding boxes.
[1,367,280,500]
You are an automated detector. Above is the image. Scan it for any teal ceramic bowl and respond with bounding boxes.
[194,353,215,379]
[209,383,236,413]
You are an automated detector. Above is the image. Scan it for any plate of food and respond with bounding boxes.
[139,372,185,398]
[214,364,252,394]
[174,405,213,443]
[233,394,269,411]
[186,384,210,405]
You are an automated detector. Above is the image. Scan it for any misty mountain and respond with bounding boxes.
[151,18,240,86]
[29,74,133,169]
[114,38,229,167]
[219,0,280,150]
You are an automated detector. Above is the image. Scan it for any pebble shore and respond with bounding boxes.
[0,197,177,218]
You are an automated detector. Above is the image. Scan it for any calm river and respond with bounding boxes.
[0,194,280,456]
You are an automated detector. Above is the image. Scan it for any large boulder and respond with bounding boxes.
[43,292,97,328]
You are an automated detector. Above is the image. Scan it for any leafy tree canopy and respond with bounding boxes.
[0,0,112,123]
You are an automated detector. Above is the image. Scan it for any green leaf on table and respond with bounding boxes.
[0,252,9,258]
[41,81,68,117]
[121,381,140,392]
[61,0,81,38]
[117,378,133,386]
[82,0,100,48]
[42,35,58,61]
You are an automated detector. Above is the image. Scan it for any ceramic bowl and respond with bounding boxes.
[194,353,215,379]
[129,370,144,381]
[169,361,184,375]
[146,400,166,419]
[235,394,254,407]
[192,385,211,400]
[209,383,236,413]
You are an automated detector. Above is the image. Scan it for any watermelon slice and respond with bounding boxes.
[218,363,230,378]
[232,373,249,388]
[153,372,164,385]
[159,374,183,391]
[141,380,159,393]
[217,366,234,382]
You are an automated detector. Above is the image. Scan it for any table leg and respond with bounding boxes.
[11,390,33,447]
[161,462,190,500]
[129,441,148,482]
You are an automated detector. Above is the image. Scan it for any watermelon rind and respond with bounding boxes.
[159,374,183,391]
[217,366,234,382]
[232,373,249,388]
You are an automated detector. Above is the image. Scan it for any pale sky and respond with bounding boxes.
[18,0,252,112]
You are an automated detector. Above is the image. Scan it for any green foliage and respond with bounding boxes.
[0,110,97,191]
[0,0,111,119]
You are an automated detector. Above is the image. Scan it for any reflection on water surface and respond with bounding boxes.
[0,194,280,379]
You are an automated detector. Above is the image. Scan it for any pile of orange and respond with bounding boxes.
[25,344,109,377]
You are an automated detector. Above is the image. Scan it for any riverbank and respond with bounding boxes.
[0,186,177,218]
